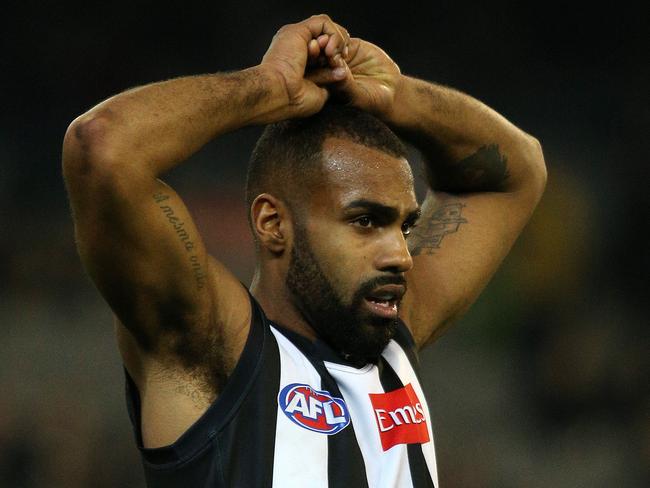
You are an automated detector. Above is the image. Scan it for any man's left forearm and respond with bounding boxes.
[383,75,546,195]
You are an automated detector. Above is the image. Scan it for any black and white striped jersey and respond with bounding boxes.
[125,293,439,487]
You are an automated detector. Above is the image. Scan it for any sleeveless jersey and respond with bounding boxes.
[125,294,439,487]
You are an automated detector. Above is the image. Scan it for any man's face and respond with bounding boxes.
[285,137,419,364]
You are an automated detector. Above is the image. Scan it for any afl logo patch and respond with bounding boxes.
[278,383,350,435]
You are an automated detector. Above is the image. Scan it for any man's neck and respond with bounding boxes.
[249,270,317,342]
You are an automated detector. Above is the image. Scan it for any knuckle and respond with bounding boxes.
[276,24,291,35]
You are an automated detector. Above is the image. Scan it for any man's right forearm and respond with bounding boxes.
[64,66,289,176]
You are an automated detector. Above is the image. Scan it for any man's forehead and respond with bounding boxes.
[319,137,414,190]
[303,137,418,216]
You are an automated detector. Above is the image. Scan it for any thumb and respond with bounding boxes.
[299,84,330,117]
[323,66,361,104]
[305,65,349,86]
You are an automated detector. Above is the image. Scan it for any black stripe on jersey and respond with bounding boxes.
[393,319,420,369]
[215,296,280,487]
[378,358,436,488]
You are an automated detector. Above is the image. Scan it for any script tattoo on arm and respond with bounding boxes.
[408,202,467,256]
[153,192,206,289]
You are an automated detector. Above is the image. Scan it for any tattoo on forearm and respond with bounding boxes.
[450,144,510,192]
[154,192,206,289]
[408,203,467,256]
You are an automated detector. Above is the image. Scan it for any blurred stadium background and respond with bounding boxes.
[1,1,647,487]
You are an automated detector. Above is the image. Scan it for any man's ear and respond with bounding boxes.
[251,193,291,254]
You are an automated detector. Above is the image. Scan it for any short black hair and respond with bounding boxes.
[245,104,408,223]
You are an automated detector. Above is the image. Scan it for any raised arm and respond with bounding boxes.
[391,77,546,346]
[333,39,547,347]
[62,15,350,445]
[61,68,285,378]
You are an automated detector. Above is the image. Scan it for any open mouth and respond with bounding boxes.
[364,297,399,318]
[363,284,405,319]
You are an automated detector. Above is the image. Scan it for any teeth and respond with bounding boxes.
[369,298,388,303]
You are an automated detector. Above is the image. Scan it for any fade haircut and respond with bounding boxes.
[245,104,408,230]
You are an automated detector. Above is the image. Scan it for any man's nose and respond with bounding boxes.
[375,230,413,273]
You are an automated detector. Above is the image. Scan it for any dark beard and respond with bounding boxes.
[285,224,403,365]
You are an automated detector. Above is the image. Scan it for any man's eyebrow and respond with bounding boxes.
[344,199,421,221]
[406,207,422,222]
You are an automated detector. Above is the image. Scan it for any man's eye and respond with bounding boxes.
[402,222,417,236]
[354,216,372,228]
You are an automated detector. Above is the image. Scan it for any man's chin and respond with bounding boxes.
[361,309,399,339]
[332,317,397,363]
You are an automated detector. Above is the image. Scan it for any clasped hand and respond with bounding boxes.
[261,14,402,119]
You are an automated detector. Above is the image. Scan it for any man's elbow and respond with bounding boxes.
[62,110,121,183]
[520,134,547,200]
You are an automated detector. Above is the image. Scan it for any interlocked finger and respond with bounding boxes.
[302,15,350,60]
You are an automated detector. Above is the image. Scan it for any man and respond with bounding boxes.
[62,14,546,488]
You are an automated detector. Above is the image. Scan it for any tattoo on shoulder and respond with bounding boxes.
[409,202,467,256]
[454,144,510,191]
[153,192,206,290]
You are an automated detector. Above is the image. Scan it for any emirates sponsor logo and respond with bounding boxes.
[369,383,430,451]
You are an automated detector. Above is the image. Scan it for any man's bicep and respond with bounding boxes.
[401,189,535,347]
[69,170,243,347]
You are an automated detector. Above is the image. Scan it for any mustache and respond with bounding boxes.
[354,274,407,300]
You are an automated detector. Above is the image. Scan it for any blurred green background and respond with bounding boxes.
[1,1,647,487]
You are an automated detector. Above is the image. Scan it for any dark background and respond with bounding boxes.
[1,1,647,487]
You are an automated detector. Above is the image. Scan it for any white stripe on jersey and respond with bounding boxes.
[324,350,414,488]
[271,327,329,488]
[383,341,439,488]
